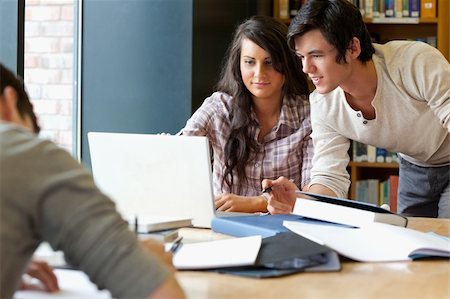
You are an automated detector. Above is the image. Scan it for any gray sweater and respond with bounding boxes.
[0,123,170,298]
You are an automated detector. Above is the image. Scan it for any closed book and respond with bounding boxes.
[365,0,374,18]
[211,214,304,238]
[402,0,409,16]
[294,191,408,227]
[373,0,380,17]
[367,145,376,162]
[128,215,192,233]
[376,147,387,162]
[353,141,367,162]
[394,0,403,17]
[409,0,420,17]
[421,0,436,18]
[138,229,179,242]
[385,0,395,17]
[389,175,399,213]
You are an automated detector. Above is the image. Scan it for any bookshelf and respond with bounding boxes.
[348,161,399,200]
[272,0,449,61]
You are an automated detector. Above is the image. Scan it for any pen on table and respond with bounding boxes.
[169,236,183,254]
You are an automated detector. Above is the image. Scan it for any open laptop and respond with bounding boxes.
[88,132,247,228]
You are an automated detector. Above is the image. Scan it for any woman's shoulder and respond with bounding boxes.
[284,94,310,110]
[199,91,233,114]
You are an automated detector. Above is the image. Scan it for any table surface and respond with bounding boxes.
[175,217,450,299]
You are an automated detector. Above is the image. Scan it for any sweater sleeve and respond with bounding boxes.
[11,134,171,298]
[400,43,450,132]
[308,93,351,198]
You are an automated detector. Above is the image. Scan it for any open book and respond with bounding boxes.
[284,220,450,262]
[293,191,408,228]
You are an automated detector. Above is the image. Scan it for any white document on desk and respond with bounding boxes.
[284,221,450,262]
[14,269,111,299]
[173,235,262,269]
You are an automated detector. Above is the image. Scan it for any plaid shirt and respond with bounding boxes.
[179,92,313,196]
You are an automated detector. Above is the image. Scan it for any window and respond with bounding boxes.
[24,0,77,155]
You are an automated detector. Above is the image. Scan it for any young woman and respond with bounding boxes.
[179,16,312,213]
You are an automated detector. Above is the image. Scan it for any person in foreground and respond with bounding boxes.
[0,63,185,298]
[179,16,312,213]
[264,0,450,218]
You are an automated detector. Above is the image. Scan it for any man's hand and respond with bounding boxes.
[262,176,299,214]
[215,193,268,213]
[19,260,59,292]
[140,239,175,271]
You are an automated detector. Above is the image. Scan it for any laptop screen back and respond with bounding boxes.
[88,132,216,227]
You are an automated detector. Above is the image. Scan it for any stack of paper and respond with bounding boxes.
[173,236,262,269]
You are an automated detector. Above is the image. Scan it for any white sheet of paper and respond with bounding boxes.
[173,235,262,269]
[14,269,111,299]
[284,221,450,262]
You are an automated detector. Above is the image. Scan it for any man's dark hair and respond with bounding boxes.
[287,0,375,64]
[0,63,40,133]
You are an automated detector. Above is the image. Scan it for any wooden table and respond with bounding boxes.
[176,217,450,299]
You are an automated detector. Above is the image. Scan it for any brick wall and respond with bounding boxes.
[24,0,75,153]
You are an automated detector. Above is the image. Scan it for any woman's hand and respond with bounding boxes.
[262,176,299,214]
[215,193,268,213]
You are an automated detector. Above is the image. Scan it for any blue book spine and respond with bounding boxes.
[211,214,302,238]
[385,0,395,17]
[409,0,420,17]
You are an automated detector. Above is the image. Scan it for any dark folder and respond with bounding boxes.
[212,231,340,278]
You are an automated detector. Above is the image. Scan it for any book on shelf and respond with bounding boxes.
[421,0,436,18]
[278,0,289,19]
[395,0,403,17]
[376,147,387,163]
[409,0,420,17]
[293,191,408,228]
[385,0,395,17]
[352,140,368,162]
[356,179,379,205]
[352,141,398,164]
[364,0,374,18]
[373,0,380,17]
[289,0,300,18]
[389,175,399,213]
[402,0,409,16]
[378,0,386,17]
[367,144,377,162]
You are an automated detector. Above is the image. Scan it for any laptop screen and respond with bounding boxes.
[88,132,217,227]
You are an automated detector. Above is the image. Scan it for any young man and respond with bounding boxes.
[263,0,450,218]
[0,63,185,298]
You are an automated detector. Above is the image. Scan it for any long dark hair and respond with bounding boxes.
[288,0,375,64]
[0,63,40,133]
[216,15,308,193]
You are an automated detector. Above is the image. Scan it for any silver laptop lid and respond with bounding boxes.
[88,132,216,227]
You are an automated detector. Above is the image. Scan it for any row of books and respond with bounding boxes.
[279,0,437,20]
[354,0,437,19]
[355,175,399,212]
[352,141,399,163]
